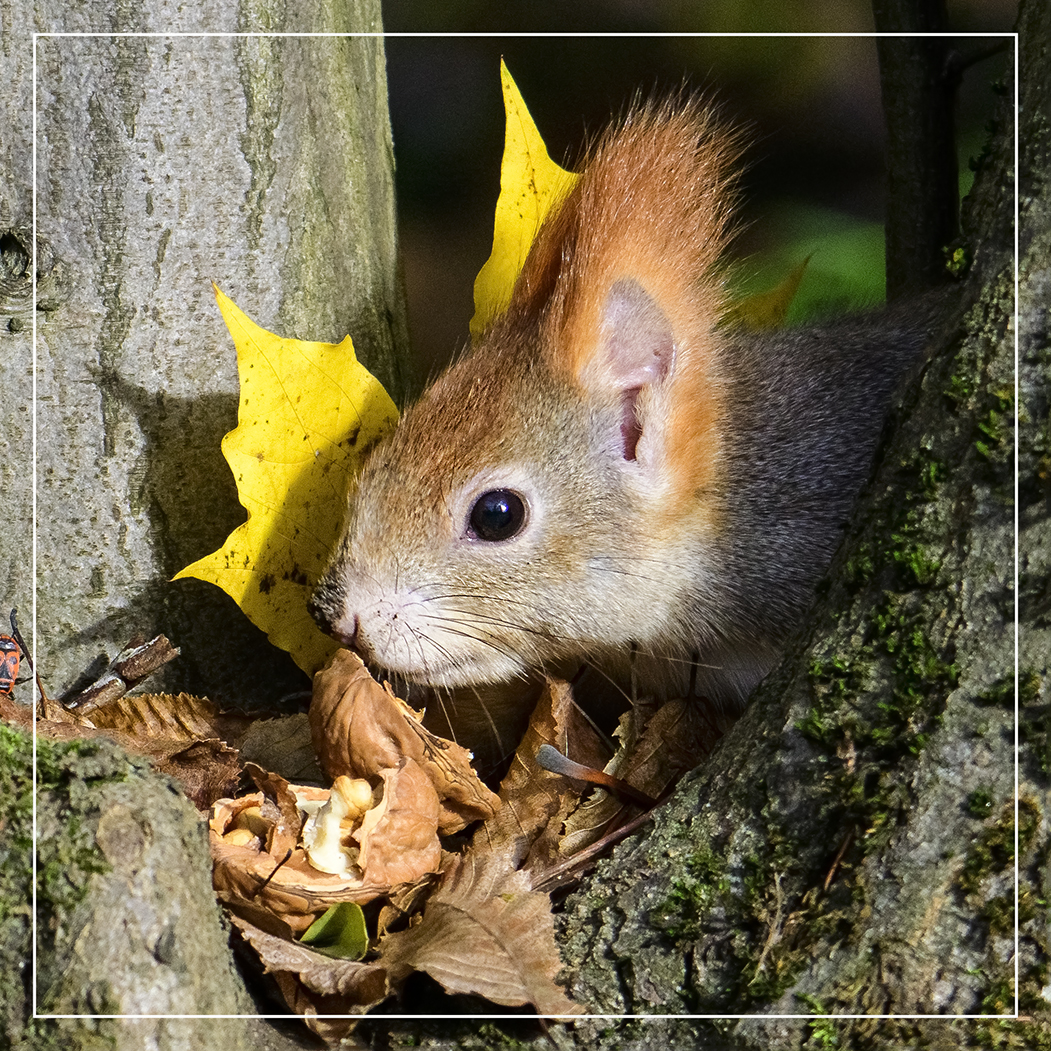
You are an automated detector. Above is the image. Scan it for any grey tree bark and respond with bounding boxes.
[1,0,410,708]
[0,3,410,1049]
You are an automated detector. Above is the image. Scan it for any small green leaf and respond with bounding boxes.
[300,902,369,960]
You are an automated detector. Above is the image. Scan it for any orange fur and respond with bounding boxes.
[497,101,742,534]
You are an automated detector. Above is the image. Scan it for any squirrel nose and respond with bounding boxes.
[307,588,360,649]
[328,613,360,650]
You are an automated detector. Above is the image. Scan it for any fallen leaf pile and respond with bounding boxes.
[207,652,581,1038]
[6,627,727,1039]
[200,649,732,1040]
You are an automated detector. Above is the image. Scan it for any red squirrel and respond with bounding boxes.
[309,99,936,749]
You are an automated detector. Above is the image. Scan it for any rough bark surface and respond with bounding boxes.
[0,725,318,1050]
[0,0,410,706]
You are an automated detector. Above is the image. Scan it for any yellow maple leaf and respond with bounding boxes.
[470,60,579,339]
[174,287,399,677]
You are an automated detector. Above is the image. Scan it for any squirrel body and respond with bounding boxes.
[309,101,934,731]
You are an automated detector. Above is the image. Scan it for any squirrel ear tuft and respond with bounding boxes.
[595,278,675,462]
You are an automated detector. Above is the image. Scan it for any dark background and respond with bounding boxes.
[380,2,1015,388]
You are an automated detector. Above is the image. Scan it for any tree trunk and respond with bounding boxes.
[1,1,410,708]
[0,4,409,1049]
[2,727,318,1051]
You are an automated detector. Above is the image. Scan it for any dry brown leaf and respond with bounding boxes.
[376,872,440,938]
[0,692,242,809]
[557,790,626,858]
[560,697,725,856]
[310,649,500,833]
[86,691,254,746]
[229,912,389,1000]
[273,975,365,1048]
[229,913,386,1046]
[469,677,605,881]
[615,698,725,798]
[354,761,442,887]
[86,690,324,792]
[201,674,601,1023]
[238,712,324,782]
[379,852,584,1016]
[558,707,641,857]
[152,738,242,810]
[0,693,84,733]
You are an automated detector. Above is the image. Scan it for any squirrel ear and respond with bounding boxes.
[595,278,675,462]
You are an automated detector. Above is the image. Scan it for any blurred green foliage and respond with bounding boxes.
[734,206,887,324]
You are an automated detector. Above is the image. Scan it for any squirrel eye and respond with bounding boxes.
[468,489,527,542]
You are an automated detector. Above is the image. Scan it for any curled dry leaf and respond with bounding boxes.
[210,670,589,1022]
[332,681,594,1019]
[85,691,254,748]
[84,688,325,788]
[470,676,606,881]
[376,872,440,939]
[560,697,725,857]
[85,691,254,808]
[203,673,627,1023]
[152,738,243,811]
[92,691,259,809]
[0,688,244,810]
[209,762,444,933]
[0,693,83,735]
[613,697,727,796]
[238,711,324,783]
[310,649,500,833]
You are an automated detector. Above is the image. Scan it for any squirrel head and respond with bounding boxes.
[309,100,743,691]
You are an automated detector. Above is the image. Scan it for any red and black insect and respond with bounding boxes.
[0,609,31,695]
[0,634,20,694]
